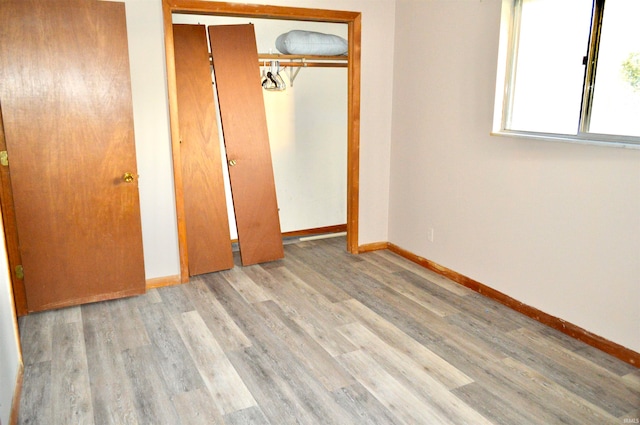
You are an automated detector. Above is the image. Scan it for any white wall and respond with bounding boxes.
[123,0,396,279]
[125,1,181,279]
[389,0,640,352]
[0,216,21,424]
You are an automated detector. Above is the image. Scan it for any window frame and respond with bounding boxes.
[492,0,640,149]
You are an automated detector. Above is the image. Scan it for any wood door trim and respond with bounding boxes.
[9,361,23,425]
[163,0,190,283]
[167,1,360,22]
[162,0,361,282]
[0,103,27,315]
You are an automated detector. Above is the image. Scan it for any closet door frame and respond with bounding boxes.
[162,0,362,283]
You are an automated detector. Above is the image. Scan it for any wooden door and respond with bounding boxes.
[173,24,234,275]
[208,24,284,266]
[0,0,145,312]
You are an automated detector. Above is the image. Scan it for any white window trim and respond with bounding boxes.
[492,0,640,150]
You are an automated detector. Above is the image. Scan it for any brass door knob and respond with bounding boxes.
[228,159,237,167]
[123,172,135,183]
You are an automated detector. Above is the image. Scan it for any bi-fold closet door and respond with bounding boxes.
[173,24,284,276]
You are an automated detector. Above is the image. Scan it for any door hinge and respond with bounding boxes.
[15,265,24,280]
[0,151,8,167]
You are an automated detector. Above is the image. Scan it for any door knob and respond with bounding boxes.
[228,159,237,167]
[122,172,135,183]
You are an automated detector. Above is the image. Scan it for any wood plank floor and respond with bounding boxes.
[17,237,640,424]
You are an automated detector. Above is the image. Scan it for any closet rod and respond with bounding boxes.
[258,54,347,68]
[209,57,346,68]
[258,54,347,61]
[261,61,347,68]
[209,53,347,68]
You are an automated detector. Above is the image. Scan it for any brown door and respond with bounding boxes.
[173,24,234,276]
[0,0,145,312]
[208,24,284,266]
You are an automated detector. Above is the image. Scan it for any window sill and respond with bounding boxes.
[490,130,640,150]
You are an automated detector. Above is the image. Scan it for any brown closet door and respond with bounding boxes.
[0,0,145,311]
[208,24,284,266]
[173,24,234,275]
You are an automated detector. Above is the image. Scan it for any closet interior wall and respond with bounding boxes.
[172,14,348,240]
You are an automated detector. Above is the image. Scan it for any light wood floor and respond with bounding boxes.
[18,237,639,424]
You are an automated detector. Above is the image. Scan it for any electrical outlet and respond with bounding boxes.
[428,227,434,242]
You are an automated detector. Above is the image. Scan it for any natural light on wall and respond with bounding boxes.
[493,0,640,147]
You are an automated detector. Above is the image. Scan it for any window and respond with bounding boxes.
[494,0,640,147]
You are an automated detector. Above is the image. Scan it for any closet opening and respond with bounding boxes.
[162,1,361,282]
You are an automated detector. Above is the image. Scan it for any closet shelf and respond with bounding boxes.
[258,53,348,68]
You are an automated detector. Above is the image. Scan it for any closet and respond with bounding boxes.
[167,4,359,281]
[0,0,146,313]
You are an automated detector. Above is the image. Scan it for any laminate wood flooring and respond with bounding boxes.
[17,237,640,424]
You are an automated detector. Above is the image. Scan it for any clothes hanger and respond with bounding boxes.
[262,61,286,91]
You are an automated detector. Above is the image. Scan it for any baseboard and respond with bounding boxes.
[283,224,347,239]
[146,275,181,290]
[357,241,389,253]
[363,242,639,367]
[9,361,23,425]
[230,225,348,245]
